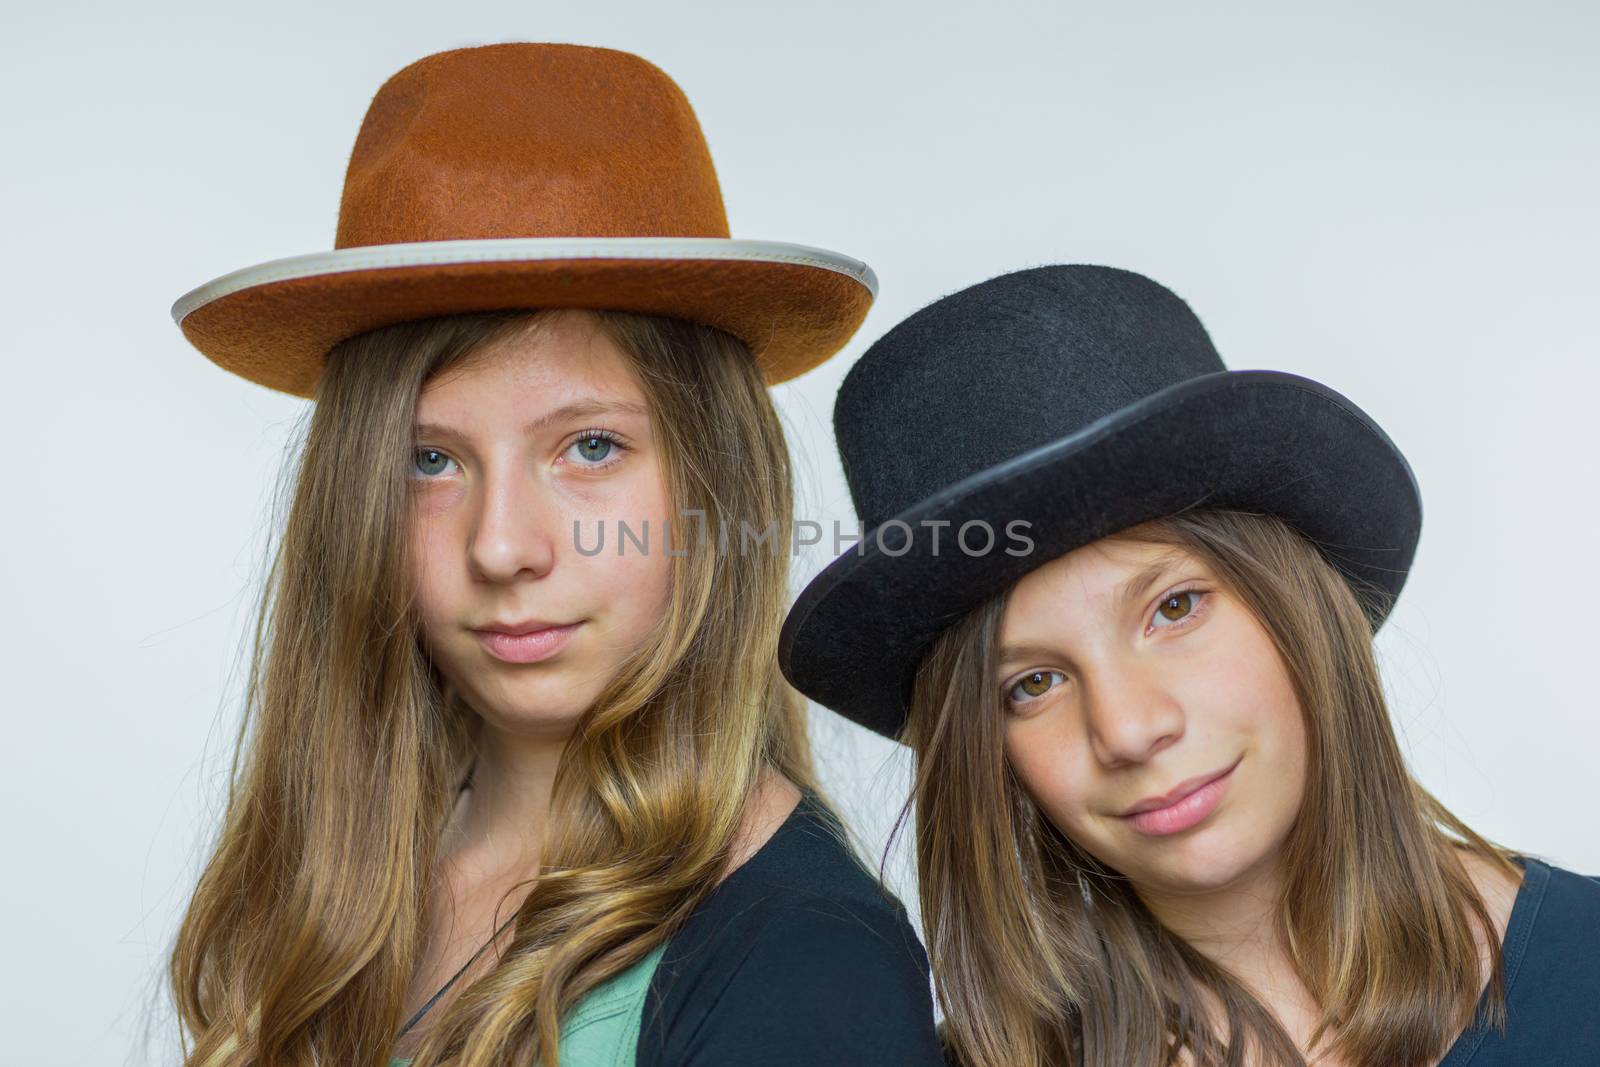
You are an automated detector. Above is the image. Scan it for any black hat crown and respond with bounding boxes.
[835,265,1223,531]
[784,262,1420,739]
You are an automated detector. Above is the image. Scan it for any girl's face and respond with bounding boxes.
[408,311,674,740]
[996,535,1307,898]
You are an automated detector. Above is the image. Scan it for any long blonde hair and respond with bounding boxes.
[905,508,1521,1067]
[168,309,815,1067]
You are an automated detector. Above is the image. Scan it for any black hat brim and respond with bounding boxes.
[779,369,1422,740]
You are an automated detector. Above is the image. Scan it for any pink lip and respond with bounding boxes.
[473,622,581,664]
[1120,757,1241,837]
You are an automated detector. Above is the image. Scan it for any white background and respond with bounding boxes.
[3,2,1596,1063]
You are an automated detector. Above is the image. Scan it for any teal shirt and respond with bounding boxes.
[388,942,667,1067]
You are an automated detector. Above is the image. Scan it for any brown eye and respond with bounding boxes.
[1006,669,1065,705]
[1152,590,1201,629]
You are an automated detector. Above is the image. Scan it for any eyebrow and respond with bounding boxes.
[414,398,650,441]
[995,555,1185,668]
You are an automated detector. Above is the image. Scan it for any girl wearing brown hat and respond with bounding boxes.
[165,44,943,1067]
[780,265,1600,1067]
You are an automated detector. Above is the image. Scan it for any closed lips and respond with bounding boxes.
[476,620,571,635]
[1122,756,1241,817]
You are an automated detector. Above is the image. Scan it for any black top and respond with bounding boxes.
[636,791,945,1066]
[1437,855,1600,1065]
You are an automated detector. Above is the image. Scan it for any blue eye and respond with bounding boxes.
[572,436,612,463]
[1007,669,1066,706]
[412,448,456,478]
[566,429,627,467]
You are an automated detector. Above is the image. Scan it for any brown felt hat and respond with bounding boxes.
[170,42,878,398]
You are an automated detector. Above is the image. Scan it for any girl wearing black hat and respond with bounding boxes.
[780,265,1600,1067]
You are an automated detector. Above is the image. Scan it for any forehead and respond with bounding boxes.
[416,311,648,415]
[1002,535,1201,626]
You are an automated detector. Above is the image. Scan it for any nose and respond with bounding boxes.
[1078,664,1185,768]
[466,460,557,583]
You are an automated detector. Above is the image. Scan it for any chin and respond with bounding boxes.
[1163,846,1262,893]
[467,676,596,732]
[485,702,590,739]
[1119,819,1275,895]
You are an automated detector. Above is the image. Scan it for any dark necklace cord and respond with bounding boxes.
[395,908,519,1038]
[395,770,516,1042]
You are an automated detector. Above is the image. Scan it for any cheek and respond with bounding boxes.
[1182,622,1303,748]
[577,470,675,637]
[1199,639,1309,828]
[1003,717,1096,836]
[1232,651,1304,766]
[1257,678,1308,815]
[589,541,673,638]
[406,512,454,634]
[1258,672,1305,764]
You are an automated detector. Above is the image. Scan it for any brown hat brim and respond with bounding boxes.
[173,238,877,397]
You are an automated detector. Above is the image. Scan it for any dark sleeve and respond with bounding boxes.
[660,896,945,1066]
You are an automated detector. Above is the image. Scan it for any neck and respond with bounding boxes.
[1135,858,1345,1060]
[1133,852,1298,993]
[443,721,570,876]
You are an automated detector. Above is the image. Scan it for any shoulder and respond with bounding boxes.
[1518,856,1600,956]
[1541,858,1600,901]
[716,883,932,985]
[659,793,930,985]
[1458,855,1600,1062]
[636,795,944,1066]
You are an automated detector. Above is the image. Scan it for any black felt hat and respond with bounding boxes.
[778,264,1422,740]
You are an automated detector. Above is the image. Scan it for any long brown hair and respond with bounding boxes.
[904,508,1522,1067]
[168,309,816,1066]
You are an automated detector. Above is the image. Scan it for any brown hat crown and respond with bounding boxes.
[335,44,731,248]
[172,41,875,398]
